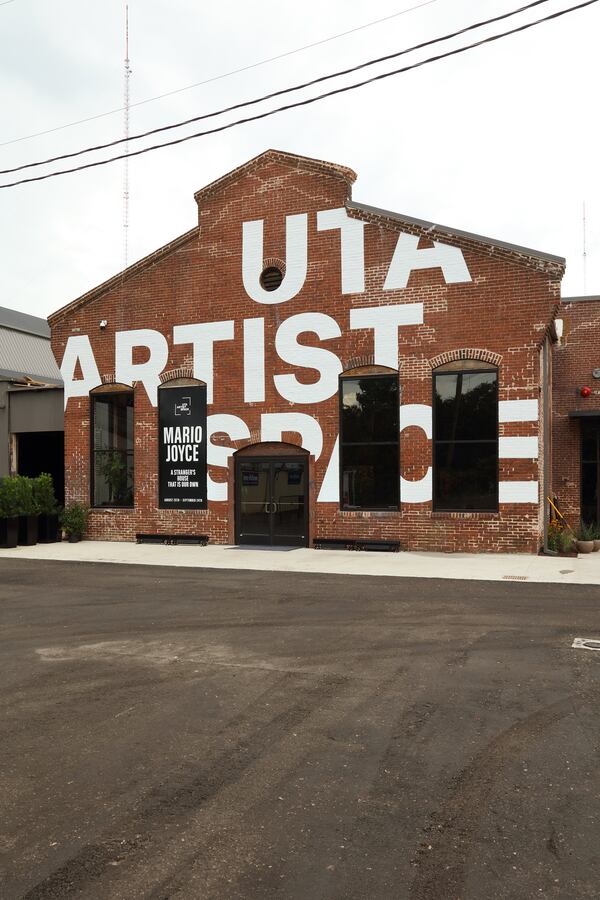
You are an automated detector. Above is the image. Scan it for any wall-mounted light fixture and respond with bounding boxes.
[99,319,108,329]
[554,318,564,344]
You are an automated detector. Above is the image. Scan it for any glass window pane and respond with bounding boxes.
[435,372,497,441]
[434,441,497,511]
[92,394,134,507]
[341,444,399,509]
[342,376,398,443]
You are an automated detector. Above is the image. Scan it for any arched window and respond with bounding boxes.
[339,366,399,510]
[90,384,134,508]
[433,361,498,511]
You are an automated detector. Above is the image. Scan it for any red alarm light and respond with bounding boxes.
[581,386,592,398]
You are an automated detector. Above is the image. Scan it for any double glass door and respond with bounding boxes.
[236,457,308,546]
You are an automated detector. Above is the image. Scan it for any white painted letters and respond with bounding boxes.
[317,207,365,294]
[242,214,308,304]
[60,335,101,408]
[173,320,234,404]
[274,313,342,404]
[384,232,471,290]
[243,318,265,403]
[399,404,432,503]
[115,328,168,406]
[349,303,423,368]
[207,414,250,502]
[261,412,323,460]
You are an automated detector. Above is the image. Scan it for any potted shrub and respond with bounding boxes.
[546,522,576,556]
[16,475,39,546]
[592,522,600,553]
[0,476,20,548]
[34,473,60,543]
[575,521,595,554]
[60,503,89,542]
[557,528,576,557]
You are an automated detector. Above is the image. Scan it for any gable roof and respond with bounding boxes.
[48,150,566,327]
[193,149,357,204]
[348,202,565,275]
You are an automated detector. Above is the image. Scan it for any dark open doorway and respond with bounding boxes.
[18,431,65,506]
[581,419,600,525]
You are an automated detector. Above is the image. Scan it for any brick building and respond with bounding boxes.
[49,149,567,552]
[552,296,600,528]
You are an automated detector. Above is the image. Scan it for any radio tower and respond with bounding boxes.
[123,3,131,270]
[583,201,587,296]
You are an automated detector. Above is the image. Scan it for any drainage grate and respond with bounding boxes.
[572,638,600,652]
[503,574,528,581]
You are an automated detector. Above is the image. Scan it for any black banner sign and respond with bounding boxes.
[158,385,207,509]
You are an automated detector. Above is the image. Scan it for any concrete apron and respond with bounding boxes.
[2,541,600,585]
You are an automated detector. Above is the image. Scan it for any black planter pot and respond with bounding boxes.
[18,514,39,546]
[67,533,82,543]
[0,516,18,548]
[38,513,60,543]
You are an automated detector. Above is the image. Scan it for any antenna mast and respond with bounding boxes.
[123,3,131,270]
[583,201,587,296]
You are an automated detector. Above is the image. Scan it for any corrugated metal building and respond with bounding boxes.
[0,306,64,503]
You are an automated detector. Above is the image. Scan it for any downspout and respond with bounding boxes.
[542,336,554,555]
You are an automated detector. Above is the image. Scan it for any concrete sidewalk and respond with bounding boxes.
[2,540,600,585]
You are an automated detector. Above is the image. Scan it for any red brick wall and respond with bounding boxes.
[50,151,562,552]
[552,297,600,524]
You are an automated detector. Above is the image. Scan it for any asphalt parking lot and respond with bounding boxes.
[2,558,600,900]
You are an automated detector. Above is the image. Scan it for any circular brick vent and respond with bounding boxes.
[260,266,284,292]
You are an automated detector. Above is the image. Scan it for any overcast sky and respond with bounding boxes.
[1,0,598,320]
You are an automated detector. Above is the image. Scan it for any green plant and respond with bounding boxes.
[60,503,89,537]
[15,475,38,516]
[576,520,596,542]
[547,521,560,552]
[558,528,575,554]
[0,476,21,518]
[33,473,58,515]
[100,451,131,505]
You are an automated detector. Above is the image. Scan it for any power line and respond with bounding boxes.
[0,0,557,176]
[0,0,19,6]
[1,0,597,190]
[0,0,444,148]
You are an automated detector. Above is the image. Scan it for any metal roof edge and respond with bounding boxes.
[562,295,600,303]
[0,306,50,339]
[348,201,566,268]
[0,368,63,386]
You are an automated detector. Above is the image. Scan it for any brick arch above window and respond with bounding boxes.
[429,348,502,369]
[90,380,133,394]
[159,366,196,384]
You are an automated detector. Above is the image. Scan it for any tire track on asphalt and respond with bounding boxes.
[17,671,346,899]
[408,695,578,900]
[84,663,414,900]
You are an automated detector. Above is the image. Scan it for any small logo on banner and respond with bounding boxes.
[175,397,191,416]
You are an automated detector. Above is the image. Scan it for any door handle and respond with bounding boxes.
[264,502,271,513]
[272,501,278,514]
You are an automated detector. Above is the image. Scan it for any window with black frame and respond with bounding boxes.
[91,392,134,507]
[433,366,498,511]
[340,373,399,510]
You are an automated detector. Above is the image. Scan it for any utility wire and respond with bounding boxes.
[0,0,444,148]
[1,0,597,190]
[0,0,556,176]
